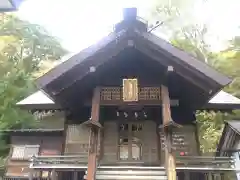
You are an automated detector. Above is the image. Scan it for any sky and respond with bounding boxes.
[17,0,240,53]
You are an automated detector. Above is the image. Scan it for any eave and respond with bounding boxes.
[217,120,240,156]
[203,91,240,110]
[2,129,64,136]
[16,90,240,111]
[16,90,62,110]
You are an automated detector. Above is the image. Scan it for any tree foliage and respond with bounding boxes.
[0,14,67,158]
[151,0,240,153]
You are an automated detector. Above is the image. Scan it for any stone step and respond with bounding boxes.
[95,170,166,176]
[93,175,167,180]
[84,169,167,180]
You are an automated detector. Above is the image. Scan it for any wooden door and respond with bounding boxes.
[102,120,159,164]
[118,122,143,161]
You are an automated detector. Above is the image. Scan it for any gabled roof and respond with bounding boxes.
[209,91,240,105]
[205,91,240,110]
[227,120,240,135]
[16,90,240,110]
[16,90,61,110]
[36,9,231,103]
[37,29,231,92]
[217,120,240,156]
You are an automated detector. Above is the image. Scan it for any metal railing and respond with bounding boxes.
[30,155,88,169]
[30,155,237,172]
[176,156,235,171]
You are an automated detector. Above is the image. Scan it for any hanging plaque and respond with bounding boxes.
[122,78,138,102]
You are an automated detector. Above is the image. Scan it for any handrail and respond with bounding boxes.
[177,156,233,159]
[33,155,87,158]
[30,155,88,168]
[30,155,237,171]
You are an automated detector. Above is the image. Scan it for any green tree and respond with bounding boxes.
[0,14,67,157]
[151,0,240,153]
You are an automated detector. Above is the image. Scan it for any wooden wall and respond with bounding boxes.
[4,118,199,177]
[35,111,65,130]
[102,121,118,163]
[101,121,198,165]
[142,120,159,164]
[159,125,199,163]
[5,134,63,177]
[64,124,90,161]
[101,120,159,164]
[40,136,63,155]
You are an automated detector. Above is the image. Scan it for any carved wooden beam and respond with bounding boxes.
[86,87,101,180]
[161,85,177,180]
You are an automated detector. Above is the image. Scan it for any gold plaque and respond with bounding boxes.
[122,79,138,102]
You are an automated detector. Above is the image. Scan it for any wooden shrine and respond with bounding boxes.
[3,7,240,180]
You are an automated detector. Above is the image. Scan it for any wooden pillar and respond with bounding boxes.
[51,169,57,180]
[161,85,176,180]
[184,172,190,180]
[29,170,33,180]
[86,87,101,180]
[208,172,213,180]
[73,171,78,180]
[220,173,224,180]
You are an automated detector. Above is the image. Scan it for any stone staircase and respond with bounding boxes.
[85,166,167,180]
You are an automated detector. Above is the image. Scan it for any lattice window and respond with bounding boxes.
[139,87,161,100]
[119,122,142,161]
[11,145,39,160]
[101,87,121,101]
[100,87,161,102]
[119,138,142,161]
[149,87,161,100]
[132,123,143,132]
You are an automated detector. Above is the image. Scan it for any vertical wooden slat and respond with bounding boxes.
[73,171,78,180]
[51,169,56,180]
[208,172,213,180]
[102,121,118,163]
[128,123,133,160]
[86,87,101,180]
[184,171,190,180]
[161,85,176,180]
[29,169,33,180]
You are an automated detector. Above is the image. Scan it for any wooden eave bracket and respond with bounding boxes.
[158,120,182,129]
[82,120,102,129]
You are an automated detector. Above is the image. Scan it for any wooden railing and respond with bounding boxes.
[176,156,235,171]
[30,155,88,169]
[30,155,237,171]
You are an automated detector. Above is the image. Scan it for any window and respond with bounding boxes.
[11,145,39,160]
[119,124,128,131]
[132,124,143,132]
[119,123,142,161]
[132,142,141,160]
[119,138,129,160]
